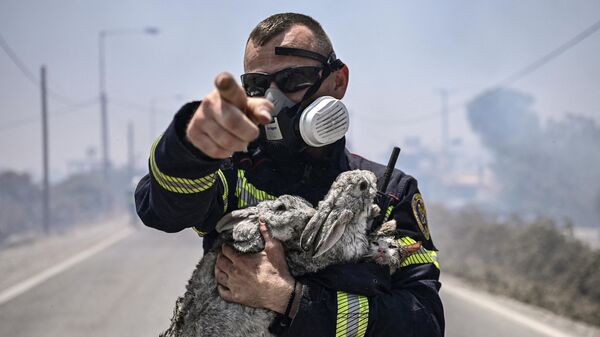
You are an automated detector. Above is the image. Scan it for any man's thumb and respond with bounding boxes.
[259,221,273,243]
[259,220,284,253]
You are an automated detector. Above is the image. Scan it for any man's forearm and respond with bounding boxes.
[135,102,227,233]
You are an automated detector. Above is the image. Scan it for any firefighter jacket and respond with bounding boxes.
[135,102,445,337]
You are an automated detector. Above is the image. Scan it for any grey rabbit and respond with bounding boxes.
[160,195,315,337]
[161,169,379,337]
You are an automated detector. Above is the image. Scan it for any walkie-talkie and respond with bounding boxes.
[371,146,401,230]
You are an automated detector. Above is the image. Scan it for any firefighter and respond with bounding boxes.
[135,12,444,336]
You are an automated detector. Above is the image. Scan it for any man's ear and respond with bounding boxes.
[332,65,349,99]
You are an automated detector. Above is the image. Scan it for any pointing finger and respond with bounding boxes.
[215,72,247,111]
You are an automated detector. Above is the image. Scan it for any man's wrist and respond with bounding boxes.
[269,277,296,314]
[268,281,303,335]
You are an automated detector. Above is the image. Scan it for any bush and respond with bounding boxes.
[0,168,133,242]
[431,205,600,326]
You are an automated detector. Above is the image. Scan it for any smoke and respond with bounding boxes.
[467,88,600,226]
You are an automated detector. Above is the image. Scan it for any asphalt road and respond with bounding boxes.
[0,223,596,337]
[0,225,201,337]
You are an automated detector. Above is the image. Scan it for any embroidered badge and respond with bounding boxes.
[411,193,430,240]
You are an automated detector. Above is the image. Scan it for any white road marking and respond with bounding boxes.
[0,226,133,306]
[443,282,575,337]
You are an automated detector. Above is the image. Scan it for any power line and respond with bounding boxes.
[0,31,77,105]
[111,94,189,114]
[0,97,98,132]
[110,97,172,115]
[398,17,600,125]
[499,17,600,86]
[0,95,178,133]
[0,32,38,85]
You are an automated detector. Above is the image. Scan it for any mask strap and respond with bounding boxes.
[274,47,345,72]
[300,75,327,106]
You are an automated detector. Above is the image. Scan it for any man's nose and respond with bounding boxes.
[268,81,279,90]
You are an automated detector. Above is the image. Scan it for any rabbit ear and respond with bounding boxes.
[232,234,264,253]
[312,209,353,258]
[215,208,257,233]
[231,218,264,253]
[300,209,327,252]
[300,183,344,251]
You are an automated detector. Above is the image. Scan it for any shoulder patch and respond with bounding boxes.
[411,193,430,240]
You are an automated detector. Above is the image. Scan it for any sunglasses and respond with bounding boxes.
[240,66,323,97]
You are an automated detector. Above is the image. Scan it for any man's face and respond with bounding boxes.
[243,25,343,104]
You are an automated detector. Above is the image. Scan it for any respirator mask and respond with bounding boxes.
[241,47,349,156]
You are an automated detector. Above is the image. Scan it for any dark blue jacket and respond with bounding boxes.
[135,102,445,337]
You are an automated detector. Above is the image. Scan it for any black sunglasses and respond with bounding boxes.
[240,66,323,97]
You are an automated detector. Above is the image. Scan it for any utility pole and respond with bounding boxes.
[40,66,50,234]
[127,121,135,180]
[149,99,156,143]
[439,89,449,155]
[98,27,159,183]
[99,31,110,182]
[437,88,450,172]
[127,121,137,225]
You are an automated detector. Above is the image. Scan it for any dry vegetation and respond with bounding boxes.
[0,169,132,244]
[430,205,600,326]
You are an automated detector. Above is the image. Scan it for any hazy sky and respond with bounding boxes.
[1,0,599,181]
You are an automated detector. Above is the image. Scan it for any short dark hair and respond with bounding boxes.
[247,13,333,55]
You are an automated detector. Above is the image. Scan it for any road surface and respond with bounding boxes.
[0,221,597,337]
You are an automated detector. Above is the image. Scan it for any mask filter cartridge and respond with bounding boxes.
[299,96,349,147]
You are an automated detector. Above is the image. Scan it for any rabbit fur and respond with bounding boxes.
[160,170,379,337]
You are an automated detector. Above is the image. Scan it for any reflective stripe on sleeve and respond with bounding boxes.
[193,227,207,237]
[398,236,440,269]
[149,136,217,194]
[336,291,369,337]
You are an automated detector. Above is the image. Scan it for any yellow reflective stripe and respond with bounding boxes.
[357,295,369,337]
[397,236,440,269]
[239,170,273,203]
[216,169,228,212]
[336,292,348,337]
[149,136,217,194]
[336,291,369,337]
[235,169,276,208]
[192,227,207,237]
[399,236,417,245]
[384,205,395,220]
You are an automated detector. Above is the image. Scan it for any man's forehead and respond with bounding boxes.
[280,25,316,48]
[244,25,321,72]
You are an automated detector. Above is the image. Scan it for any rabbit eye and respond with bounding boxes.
[359,181,368,190]
[372,242,379,246]
[389,244,398,249]
[276,204,286,212]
